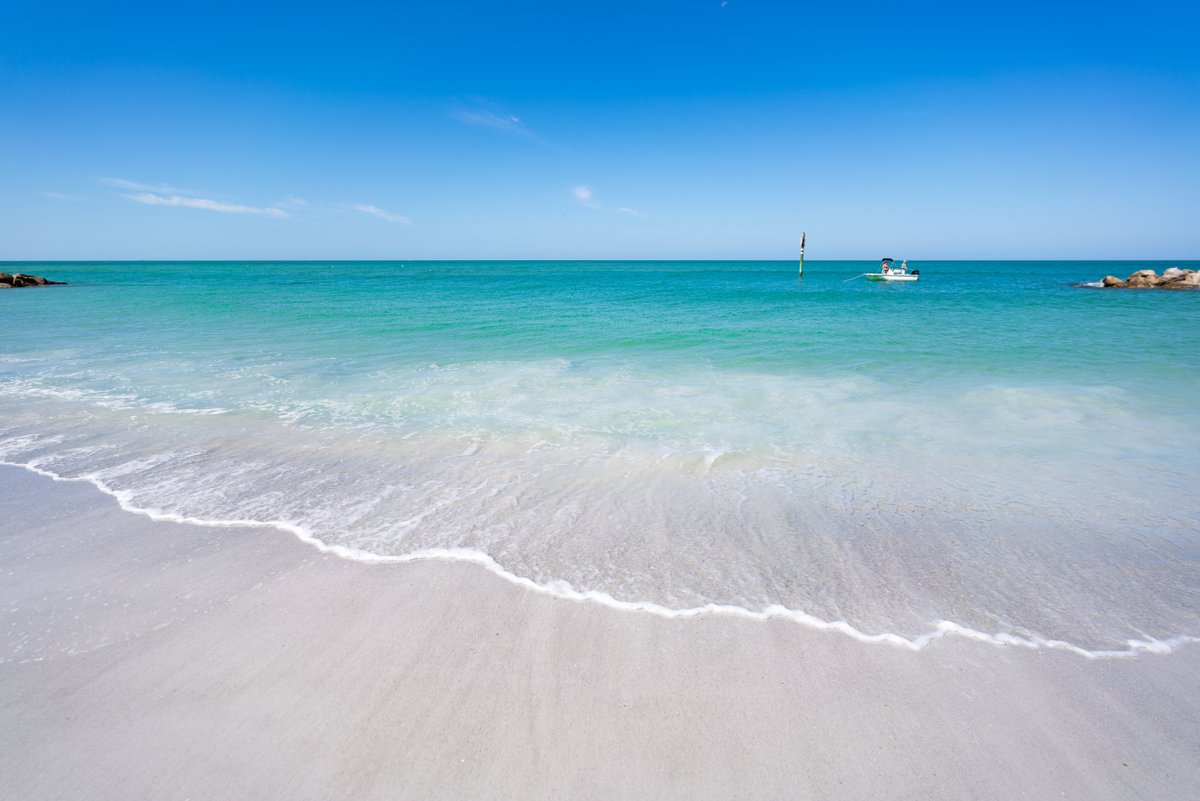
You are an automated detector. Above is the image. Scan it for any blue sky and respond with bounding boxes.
[2,0,1197,259]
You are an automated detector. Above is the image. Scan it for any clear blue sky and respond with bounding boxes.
[2,0,1197,259]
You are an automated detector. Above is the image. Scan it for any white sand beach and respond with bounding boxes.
[2,464,1198,800]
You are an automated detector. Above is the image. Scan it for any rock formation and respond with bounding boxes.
[0,272,68,289]
[1096,268,1200,290]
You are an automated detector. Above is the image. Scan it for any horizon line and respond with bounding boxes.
[3,258,1195,264]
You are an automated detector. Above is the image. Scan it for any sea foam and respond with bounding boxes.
[3,457,1196,659]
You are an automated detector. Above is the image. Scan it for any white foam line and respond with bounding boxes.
[4,458,1197,660]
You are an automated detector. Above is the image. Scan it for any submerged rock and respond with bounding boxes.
[0,272,67,288]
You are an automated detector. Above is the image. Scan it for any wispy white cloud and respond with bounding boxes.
[572,185,642,218]
[573,185,601,208]
[103,178,405,224]
[124,192,289,218]
[452,99,541,141]
[340,203,412,224]
[99,177,192,194]
[41,191,86,202]
[104,176,289,217]
[276,195,311,210]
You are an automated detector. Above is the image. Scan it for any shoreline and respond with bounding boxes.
[5,459,1193,660]
[3,463,1199,799]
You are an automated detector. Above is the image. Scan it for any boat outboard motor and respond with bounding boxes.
[911,269,920,276]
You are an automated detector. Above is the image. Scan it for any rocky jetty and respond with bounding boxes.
[1097,267,1199,290]
[0,272,68,289]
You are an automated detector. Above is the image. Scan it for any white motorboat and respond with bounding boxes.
[865,258,919,281]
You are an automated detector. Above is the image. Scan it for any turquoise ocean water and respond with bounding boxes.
[3,261,1198,654]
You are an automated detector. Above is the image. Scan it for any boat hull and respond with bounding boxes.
[865,273,918,282]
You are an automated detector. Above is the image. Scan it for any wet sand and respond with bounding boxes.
[2,464,1197,800]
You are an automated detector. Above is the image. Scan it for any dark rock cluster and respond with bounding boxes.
[0,272,68,289]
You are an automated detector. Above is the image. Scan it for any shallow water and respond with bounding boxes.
[3,260,1198,653]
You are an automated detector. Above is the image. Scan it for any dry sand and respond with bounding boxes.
[2,464,1198,800]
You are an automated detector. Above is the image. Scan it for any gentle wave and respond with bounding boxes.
[5,457,1196,660]
[0,378,228,416]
